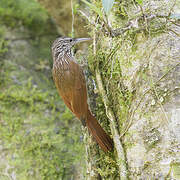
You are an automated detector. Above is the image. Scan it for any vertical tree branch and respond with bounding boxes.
[95,68,128,179]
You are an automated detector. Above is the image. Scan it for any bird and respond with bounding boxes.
[51,37,113,152]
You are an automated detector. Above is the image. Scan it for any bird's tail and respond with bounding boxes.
[86,110,113,152]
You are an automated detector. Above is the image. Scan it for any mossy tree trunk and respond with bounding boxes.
[38,0,180,179]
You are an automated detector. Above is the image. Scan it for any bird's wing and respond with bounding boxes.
[69,60,88,119]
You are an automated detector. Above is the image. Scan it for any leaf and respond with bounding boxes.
[81,0,103,18]
[135,0,143,5]
[102,0,115,15]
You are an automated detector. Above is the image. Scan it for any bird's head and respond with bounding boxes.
[52,37,91,60]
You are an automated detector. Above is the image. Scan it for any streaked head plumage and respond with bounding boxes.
[51,37,91,61]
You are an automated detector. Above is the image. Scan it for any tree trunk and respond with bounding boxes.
[37,0,180,179]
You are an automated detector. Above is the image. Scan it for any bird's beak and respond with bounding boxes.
[74,38,91,44]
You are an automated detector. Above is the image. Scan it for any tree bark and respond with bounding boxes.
[37,0,180,179]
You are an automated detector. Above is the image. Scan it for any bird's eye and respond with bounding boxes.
[70,39,72,42]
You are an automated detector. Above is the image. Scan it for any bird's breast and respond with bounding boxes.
[52,58,83,92]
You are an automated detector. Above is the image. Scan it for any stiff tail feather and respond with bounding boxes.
[86,110,113,152]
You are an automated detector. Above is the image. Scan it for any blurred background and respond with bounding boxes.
[0,0,86,179]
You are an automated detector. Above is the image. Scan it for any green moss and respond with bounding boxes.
[0,1,85,179]
[96,153,119,179]
[0,0,50,35]
[0,62,85,179]
[170,163,180,179]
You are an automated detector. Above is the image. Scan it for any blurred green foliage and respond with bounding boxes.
[0,0,85,179]
[0,0,53,35]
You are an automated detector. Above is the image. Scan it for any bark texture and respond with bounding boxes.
[36,0,180,179]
